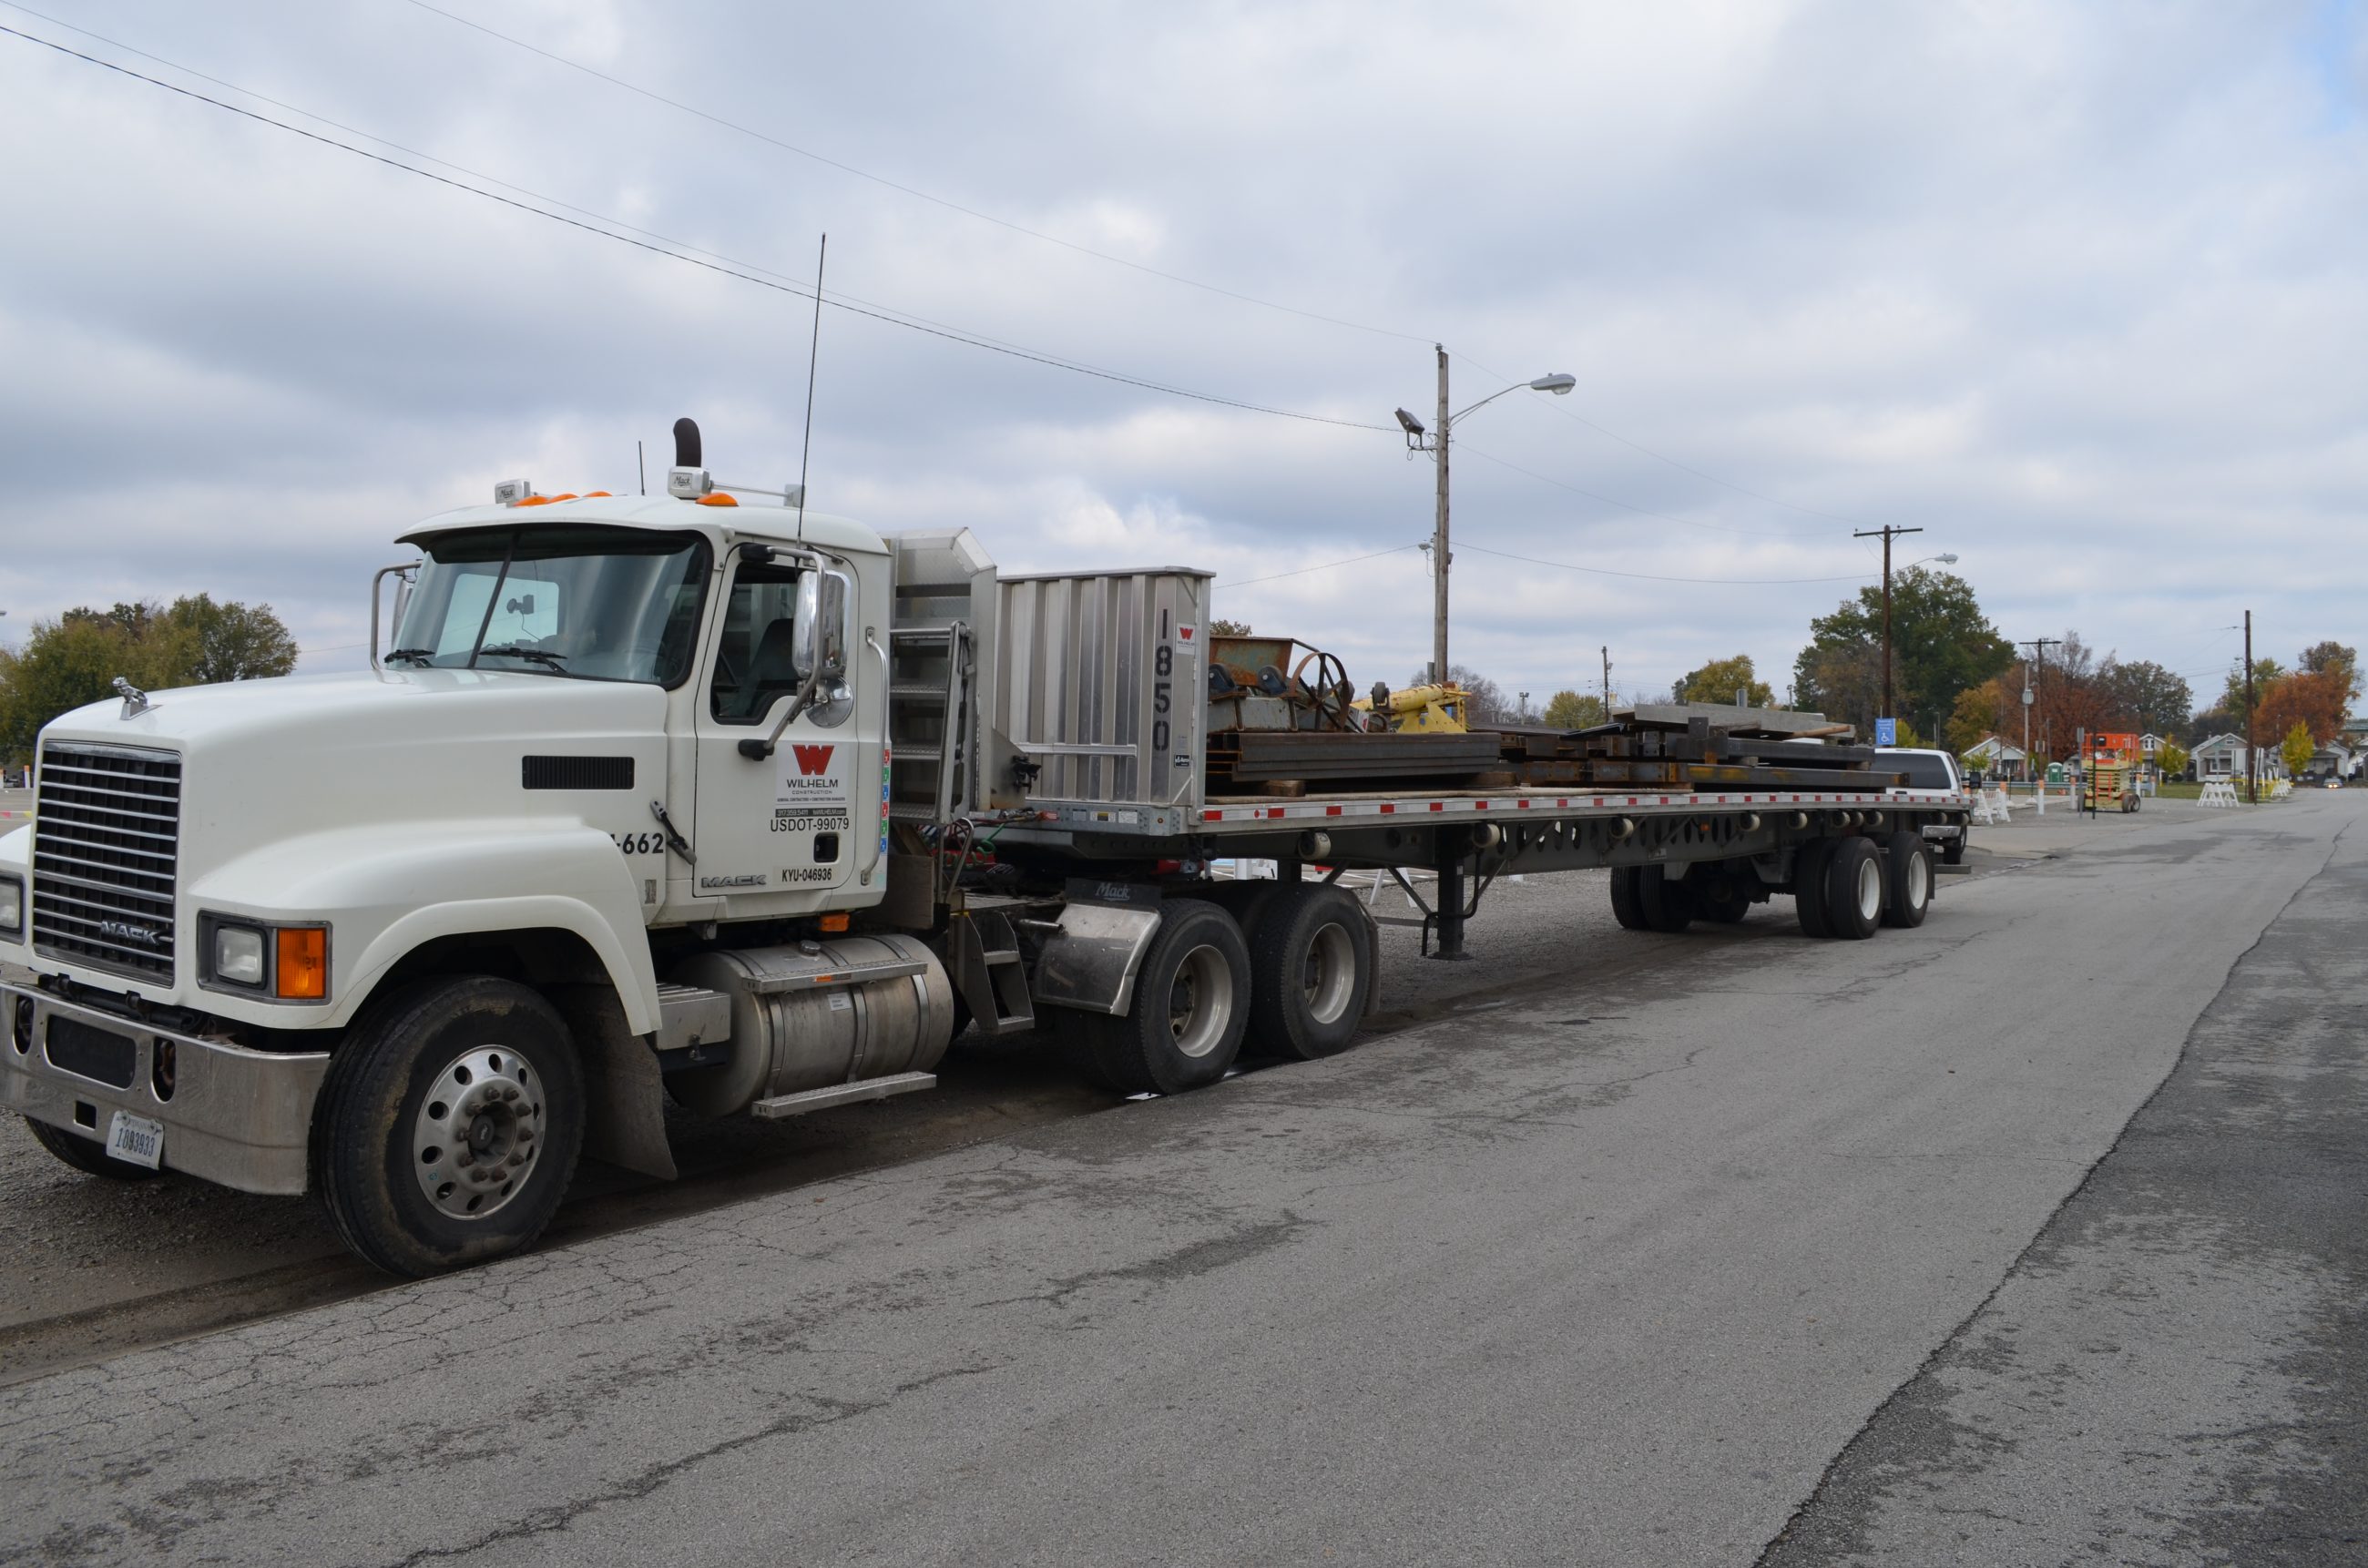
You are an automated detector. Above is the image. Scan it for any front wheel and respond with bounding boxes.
[1074,901,1250,1095]
[311,976,586,1278]
[23,1115,166,1182]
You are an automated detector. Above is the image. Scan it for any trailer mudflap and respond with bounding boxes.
[1031,901,1163,1016]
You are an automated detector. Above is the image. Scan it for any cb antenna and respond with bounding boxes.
[795,233,826,542]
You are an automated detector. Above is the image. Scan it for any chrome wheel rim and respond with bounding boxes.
[413,1045,543,1219]
[1168,944,1234,1059]
[1855,856,1883,921]
[1301,922,1357,1025]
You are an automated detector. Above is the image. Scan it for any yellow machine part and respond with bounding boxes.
[1349,684,1470,733]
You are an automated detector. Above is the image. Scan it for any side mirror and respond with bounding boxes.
[791,569,852,682]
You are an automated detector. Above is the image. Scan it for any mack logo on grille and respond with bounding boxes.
[97,920,168,949]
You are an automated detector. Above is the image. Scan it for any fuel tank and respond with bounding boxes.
[667,934,956,1116]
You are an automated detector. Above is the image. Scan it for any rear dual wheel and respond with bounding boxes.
[1882,830,1932,929]
[1069,900,1251,1096]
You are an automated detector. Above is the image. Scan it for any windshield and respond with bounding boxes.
[390,525,710,686]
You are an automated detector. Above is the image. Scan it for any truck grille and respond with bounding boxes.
[32,743,182,982]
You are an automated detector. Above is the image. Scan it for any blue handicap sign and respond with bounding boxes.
[1874,718,1897,747]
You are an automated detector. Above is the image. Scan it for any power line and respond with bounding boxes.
[0,19,1393,435]
[1456,541,1876,586]
[398,0,1434,347]
[1454,443,1824,539]
[1458,351,1868,531]
[1215,544,1424,590]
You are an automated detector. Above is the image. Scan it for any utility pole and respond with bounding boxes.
[2022,636,2060,779]
[1854,524,1924,725]
[1601,646,1612,718]
[1431,345,1451,688]
[2243,609,2256,805]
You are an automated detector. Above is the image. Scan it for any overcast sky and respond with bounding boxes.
[2,0,2362,717]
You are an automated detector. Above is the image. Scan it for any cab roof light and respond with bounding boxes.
[696,493,740,507]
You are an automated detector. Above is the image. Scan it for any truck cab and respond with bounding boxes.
[0,422,963,1274]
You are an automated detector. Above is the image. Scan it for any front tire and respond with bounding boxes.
[1075,901,1250,1095]
[311,977,585,1278]
[1246,884,1372,1061]
[23,1115,165,1182]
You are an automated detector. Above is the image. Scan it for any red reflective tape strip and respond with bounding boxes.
[1325,805,1342,816]
[1267,807,1285,819]
[1475,800,1489,809]
[1202,810,1222,821]
[1429,801,1444,812]
[1380,803,1395,814]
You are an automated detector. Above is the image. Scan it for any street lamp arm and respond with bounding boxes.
[1449,372,1575,424]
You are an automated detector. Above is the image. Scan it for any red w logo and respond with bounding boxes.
[791,744,835,777]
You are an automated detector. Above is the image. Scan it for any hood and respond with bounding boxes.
[38,668,669,870]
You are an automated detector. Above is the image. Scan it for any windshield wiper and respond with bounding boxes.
[475,645,569,671]
[384,647,437,666]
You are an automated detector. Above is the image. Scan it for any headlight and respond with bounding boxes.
[215,923,267,986]
[0,876,21,937]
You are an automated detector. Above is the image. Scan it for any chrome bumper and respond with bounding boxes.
[0,984,329,1195]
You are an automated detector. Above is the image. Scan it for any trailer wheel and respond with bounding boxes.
[1882,830,1932,929]
[1693,869,1752,925]
[1824,837,1884,941]
[1246,884,1372,1061]
[311,976,585,1278]
[23,1115,166,1181]
[1609,866,1648,930]
[1793,840,1838,938]
[1637,866,1693,932]
[1076,901,1250,1095]
[1941,834,1966,866]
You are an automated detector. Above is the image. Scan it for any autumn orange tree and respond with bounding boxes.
[2255,669,2350,748]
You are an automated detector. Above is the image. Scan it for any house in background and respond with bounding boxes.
[2307,741,2356,781]
[1960,735,2027,780]
[2189,733,2248,780]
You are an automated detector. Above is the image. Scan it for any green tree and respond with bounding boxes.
[1674,654,1773,708]
[1791,567,2013,738]
[1541,689,1606,729]
[2094,658,2193,736]
[2280,720,2315,779]
[2156,737,2189,779]
[2299,640,2360,701]
[162,594,299,684]
[0,596,299,763]
[1208,618,1253,637]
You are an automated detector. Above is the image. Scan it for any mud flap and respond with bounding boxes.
[547,983,679,1181]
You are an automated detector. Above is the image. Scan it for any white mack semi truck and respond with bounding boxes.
[0,421,1969,1274]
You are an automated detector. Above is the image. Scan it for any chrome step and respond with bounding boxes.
[750,1072,937,1120]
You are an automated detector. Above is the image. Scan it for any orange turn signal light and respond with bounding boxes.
[515,495,553,506]
[276,928,327,999]
[696,493,739,506]
[818,912,850,933]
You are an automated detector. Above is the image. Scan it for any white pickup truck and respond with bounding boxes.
[0,420,1970,1276]
[1878,748,1970,863]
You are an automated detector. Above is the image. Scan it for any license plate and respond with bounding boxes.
[105,1110,164,1170]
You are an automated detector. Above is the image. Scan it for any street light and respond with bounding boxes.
[1396,352,1574,688]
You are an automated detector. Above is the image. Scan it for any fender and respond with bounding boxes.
[190,822,659,1033]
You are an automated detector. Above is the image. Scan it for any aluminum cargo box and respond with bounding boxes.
[995,567,1210,811]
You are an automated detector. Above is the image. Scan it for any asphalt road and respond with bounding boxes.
[1,796,2356,1564]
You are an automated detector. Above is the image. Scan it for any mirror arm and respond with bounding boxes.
[739,666,827,760]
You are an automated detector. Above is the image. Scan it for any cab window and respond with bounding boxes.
[709,562,803,723]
